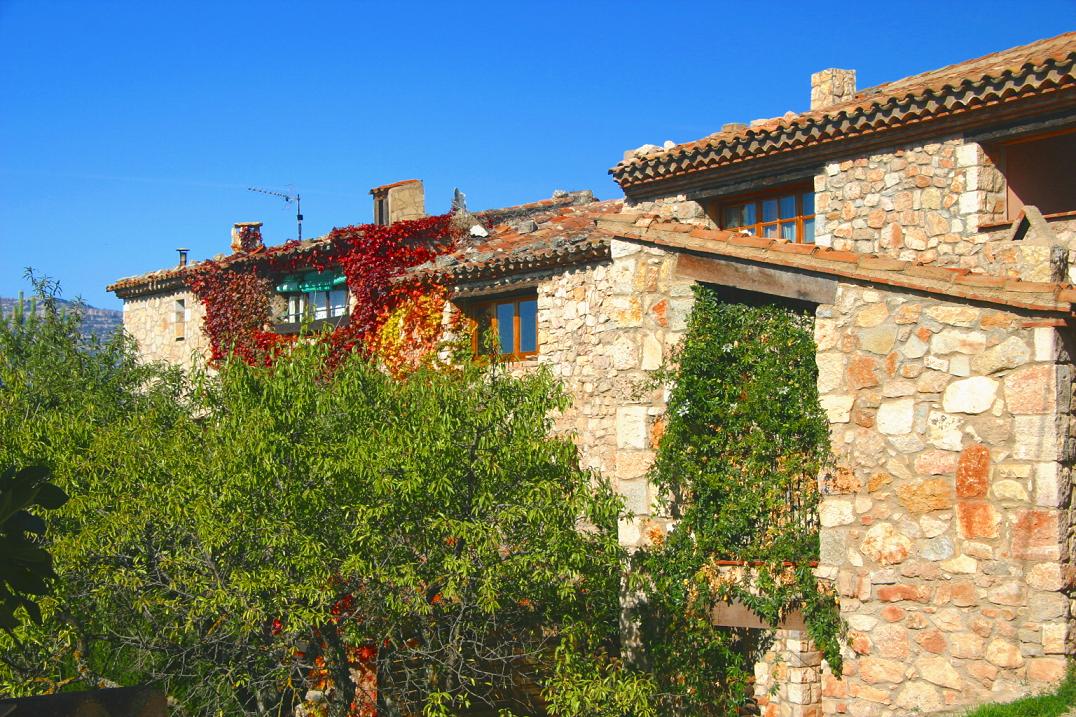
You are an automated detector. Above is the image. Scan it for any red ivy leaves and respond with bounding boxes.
[187,213,460,369]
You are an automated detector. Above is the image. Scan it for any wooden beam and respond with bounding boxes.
[676,252,838,304]
[711,600,807,631]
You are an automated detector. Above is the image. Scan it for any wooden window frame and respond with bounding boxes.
[283,288,348,325]
[470,294,539,359]
[711,183,816,243]
[990,126,1076,222]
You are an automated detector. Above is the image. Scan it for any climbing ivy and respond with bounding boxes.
[631,285,843,714]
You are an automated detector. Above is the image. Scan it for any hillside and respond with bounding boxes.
[0,295,123,341]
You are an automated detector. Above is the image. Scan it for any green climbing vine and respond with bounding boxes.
[631,284,843,714]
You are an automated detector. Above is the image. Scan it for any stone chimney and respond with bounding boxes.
[370,179,425,226]
[810,68,856,111]
[231,222,264,253]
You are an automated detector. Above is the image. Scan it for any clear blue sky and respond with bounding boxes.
[1,1,1072,309]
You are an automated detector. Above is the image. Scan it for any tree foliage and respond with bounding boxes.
[630,286,842,714]
[0,283,626,716]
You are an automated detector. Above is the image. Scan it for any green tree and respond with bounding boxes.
[0,282,629,716]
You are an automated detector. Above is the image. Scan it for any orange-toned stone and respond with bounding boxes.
[881,606,905,622]
[847,355,880,389]
[980,312,1015,329]
[850,631,871,655]
[869,472,893,492]
[957,502,1000,539]
[649,418,666,449]
[917,629,947,654]
[949,581,978,607]
[877,584,931,603]
[859,657,906,684]
[1027,657,1067,683]
[821,672,847,698]
[885,351,899,377]
[649,299,668,327]
[897,478,953,513]
[828,466,861,494]
[955,444,991,498]
[1011,510,1061,560]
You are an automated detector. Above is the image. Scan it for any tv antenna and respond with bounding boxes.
[248,187,303,241]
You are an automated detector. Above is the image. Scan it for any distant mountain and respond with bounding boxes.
[0,296,123,341]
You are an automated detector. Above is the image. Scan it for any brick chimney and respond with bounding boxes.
[231,222,264,253]
[370,179,425,226]
[810,68,856,111]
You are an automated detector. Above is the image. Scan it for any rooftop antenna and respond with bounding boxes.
[248,187,303,241]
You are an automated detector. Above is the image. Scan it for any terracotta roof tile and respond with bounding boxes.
[598,212,1076,314]
[612,32,1076,192]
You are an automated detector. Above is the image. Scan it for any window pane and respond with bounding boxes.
[288,295,303,322]
[743,203,756,226]
[311,291,328,320]
[723,204,745,228]
[781,222,796,241]
[762,198,778,223]
[779,194,796,218]
[762,223,779,238]
[329,289,348,317]
[804,218,815,244]
[496,302,515,354]
[802,192,815,216]
[518,299,537,353]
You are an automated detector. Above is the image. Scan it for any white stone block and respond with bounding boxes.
[1013,415,1062,460]
[877,398,915,435]
[942,376,998,414]
[821,394,854,423]
[1034,327,1056,362]
[615,406,649,449]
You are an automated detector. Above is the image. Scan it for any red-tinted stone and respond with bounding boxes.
[917,629,947,654]
[847,355,880,389]
[1011,510,1061,560]
[877,584,931,603]
[957,502,1000,539]
[955,444,990,498]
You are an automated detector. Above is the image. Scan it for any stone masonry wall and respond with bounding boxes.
[122,289,211,372]
[532,242,694,548]
[814,284,1075,715]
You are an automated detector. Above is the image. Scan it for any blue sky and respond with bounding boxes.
[1,1,1072,309]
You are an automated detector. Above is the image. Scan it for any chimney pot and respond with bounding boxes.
[177,248,190,267]
[231,222,264,253]
[810,68,856,111]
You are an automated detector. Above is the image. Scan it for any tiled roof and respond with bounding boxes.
[598,213,1076,314]
[370,179,421,194]
[611,32,1076,194]
[413,194,622,283]
[107,191,617,299]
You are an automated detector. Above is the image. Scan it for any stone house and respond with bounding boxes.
[109,32,1076,716]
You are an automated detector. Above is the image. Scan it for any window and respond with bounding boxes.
[375,197,389,226]
[276,272,348,325]
[714,185,816,243]
[174,299,187,341]
[471,295,538,358]
[995,129,1076,221]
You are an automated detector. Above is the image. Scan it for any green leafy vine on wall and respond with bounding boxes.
[631,284,843,714]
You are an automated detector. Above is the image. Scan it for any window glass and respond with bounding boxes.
[310,291,328,320]
[329,288,348,317]
[518,299,537,353]
[780,223,796,241]
[288,295,304,323]
[802,192,815,216]
[804,218,815,244]
[723,204,746,228]
[779,195,796,218]
[762,198,778,223]
[496,302,515,354]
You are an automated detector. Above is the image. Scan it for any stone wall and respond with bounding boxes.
[814,284,1074,715]
[531,242,694,548]
[121,289,211,372]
